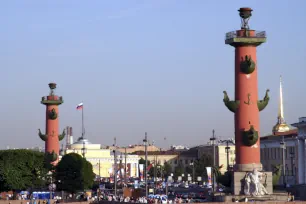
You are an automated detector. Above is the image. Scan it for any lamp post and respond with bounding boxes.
[280,136,286,187]
[47,171,55,200]
[220,138,235,171]
[190,162,195,183]
[58,180,64,200]
[81,141,87,159]
[113,137,117,196]
[124,147,127,186]
[96,160,101,181]
[289,150,294,176]
[210,129,216,193]
[143,132,148,198]
[289,149,295,184]
[154,154,157,194]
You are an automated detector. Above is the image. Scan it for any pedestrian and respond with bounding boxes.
[287,192,291,202]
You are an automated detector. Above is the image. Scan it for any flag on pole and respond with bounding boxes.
[76,103,83,110]
[146,163,153,172]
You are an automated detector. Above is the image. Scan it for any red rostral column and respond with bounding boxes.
[223,8,269,172]
[39,83,65,165]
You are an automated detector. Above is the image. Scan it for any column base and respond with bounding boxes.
[234,163,262,171]
[231,171,273,195]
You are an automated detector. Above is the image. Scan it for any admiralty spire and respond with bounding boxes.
[272,75,290,135]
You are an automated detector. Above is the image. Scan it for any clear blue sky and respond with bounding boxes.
[1,0,306,149]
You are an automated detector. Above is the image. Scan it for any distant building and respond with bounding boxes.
[107,144,161,154]
[260,130,298,185]
[292,117,306,184]
[197,144,235,174]
[62,137,139,179]
[134,150,180,172]
[170,145,190,151]
[133,143,235,175]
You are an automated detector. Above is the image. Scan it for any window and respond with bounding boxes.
[174,160,177,165]
[185,160,188,165]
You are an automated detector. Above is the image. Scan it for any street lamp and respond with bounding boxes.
[210,129,216,193]
[220,138,235,171]
[289,149,295,177]
[58,180,64,200]
[81,141,87,158]
[47,171,55,200]
[113,137,117,196]
[96,160,101,180]
[124,147,127,186]
[280,136,286,187]
[190,162,195,183]
[143,132,148,198]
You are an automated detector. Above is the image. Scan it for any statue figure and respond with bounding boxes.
[244,168,269,196]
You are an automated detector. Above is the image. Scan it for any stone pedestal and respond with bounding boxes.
[231,171,273,195]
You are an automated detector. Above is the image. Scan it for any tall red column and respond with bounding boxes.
[39,83,65,165]
[223,8,269,172]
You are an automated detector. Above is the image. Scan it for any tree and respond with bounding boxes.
[139,158,150,166]
[174,162,184,179]
[185,166,193,175]
[272,164,282,186]
[0,149,49,192]
[163,162,172,177]
[55,153,95,193]
[194,155,213,179]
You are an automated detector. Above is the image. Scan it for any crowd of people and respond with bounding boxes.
[92,192,201,203]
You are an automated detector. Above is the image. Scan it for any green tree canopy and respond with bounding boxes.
[194,155,213,179]
[163,162,172,177]
[55,153,95,193]
[139,158,150,166]
[0,149,49,192]
[174,162,185,179]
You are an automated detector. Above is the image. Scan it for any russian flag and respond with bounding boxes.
[76,103,83,110]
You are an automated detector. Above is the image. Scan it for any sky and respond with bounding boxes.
[1,0,306,149]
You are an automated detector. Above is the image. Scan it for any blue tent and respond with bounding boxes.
[32,192,53,199]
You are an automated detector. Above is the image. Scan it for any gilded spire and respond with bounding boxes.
[273,75,290,134]
[278,75,284,122]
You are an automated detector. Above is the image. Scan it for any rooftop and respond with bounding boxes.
[261,129,298,140]
[133,150,179,156]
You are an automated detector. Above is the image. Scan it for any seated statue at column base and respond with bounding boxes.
[244,168,269,196]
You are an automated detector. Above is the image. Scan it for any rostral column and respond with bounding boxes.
[223,8,269,172]
[39,83,65,164]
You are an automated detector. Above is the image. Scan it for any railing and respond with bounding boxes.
[225,30,266,40]
[41,96,63,102]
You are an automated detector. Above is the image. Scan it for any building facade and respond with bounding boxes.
[197,144,236,174]
[292,117,306,184]
[107,145,161,154]
[62,137,139,179]
[260,130,298,185]
[134,150,180,172]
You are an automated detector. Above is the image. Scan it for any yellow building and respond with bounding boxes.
[62,137,139,178]
[107,145,161,154]
[197,144,235,174]
[135,151,179,169]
